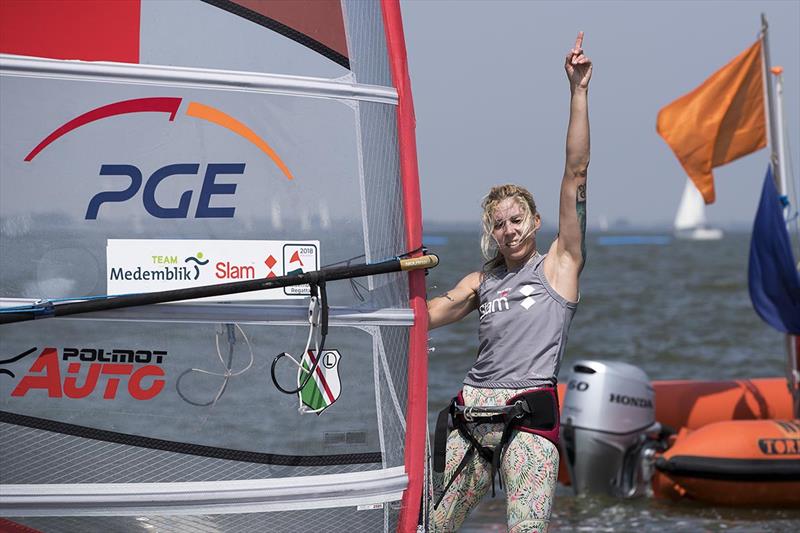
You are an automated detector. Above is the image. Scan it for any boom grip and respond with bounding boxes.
[400,254,439,271]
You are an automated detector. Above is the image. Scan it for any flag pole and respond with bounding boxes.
[760,13,782,192]
[770,69,789,209]
[761,13,800,418]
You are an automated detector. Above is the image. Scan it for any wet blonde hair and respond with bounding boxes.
[480,184,538,271]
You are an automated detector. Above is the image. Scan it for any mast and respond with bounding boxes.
[771,67,790,215]
[760,13,782,192]
[761,13,800,418]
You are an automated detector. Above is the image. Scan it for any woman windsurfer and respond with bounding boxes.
[427,32,592,532]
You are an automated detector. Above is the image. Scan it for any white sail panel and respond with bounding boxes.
[674,178,707,230]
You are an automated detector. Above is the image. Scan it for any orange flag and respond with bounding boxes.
[656,39,766,204]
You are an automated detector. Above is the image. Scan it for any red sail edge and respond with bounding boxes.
[0,0,141,63]
[381,1,428,531]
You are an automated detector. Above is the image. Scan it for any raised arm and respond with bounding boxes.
[427,271,481,329]
[545,31,592,302]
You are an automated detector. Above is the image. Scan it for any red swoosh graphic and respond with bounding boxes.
[24,97,182,161]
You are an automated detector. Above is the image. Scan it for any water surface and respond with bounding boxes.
[425,230,799,532]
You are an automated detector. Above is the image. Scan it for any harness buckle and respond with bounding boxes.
[463,405,475,422]
[513,399,529,418]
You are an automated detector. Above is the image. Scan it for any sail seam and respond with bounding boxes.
[0,412,381,467]
[370,326,389,470]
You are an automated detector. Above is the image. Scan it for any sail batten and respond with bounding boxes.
[0,54,398,105]
[0,467,407,516]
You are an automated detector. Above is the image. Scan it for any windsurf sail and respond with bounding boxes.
[673,178,723,240]
[0,1,429,532]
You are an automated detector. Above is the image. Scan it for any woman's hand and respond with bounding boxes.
[565,31,592,90]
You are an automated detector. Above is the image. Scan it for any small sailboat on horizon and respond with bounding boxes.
[673,178,724,240]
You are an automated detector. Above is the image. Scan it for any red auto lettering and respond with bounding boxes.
[100,363,134,399]
[11,348,62,398]
[128,365,166,400]
[63,362,102,398]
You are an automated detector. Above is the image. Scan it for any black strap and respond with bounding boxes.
[432,401,453,480]
[433,444,476,509]
[491,414,521,494]
[432,396,529,507]
[433,414,496,508]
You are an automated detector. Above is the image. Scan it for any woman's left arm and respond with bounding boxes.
[545,31,592,301]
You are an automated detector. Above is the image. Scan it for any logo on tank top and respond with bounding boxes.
[480,285,538,319]
[479,288,512,319]
[519,285,536,309]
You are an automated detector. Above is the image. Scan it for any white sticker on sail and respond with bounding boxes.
[106,239,319,301]
[283,243,320,296]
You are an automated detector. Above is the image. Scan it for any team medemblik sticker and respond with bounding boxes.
[106,239,319,301]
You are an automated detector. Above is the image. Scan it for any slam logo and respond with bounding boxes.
[1,346,166,400]
[24,97,294,220]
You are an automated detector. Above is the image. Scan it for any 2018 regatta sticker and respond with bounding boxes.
[283,244,320,296]
[107,239,319,300]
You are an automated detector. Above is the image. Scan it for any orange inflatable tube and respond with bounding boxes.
[652,377,794,430]
[653,419,800,506]
[556,377,797,502]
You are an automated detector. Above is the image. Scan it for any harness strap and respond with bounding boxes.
[454,404,521,421]
[432,401,452,482]
[491,412,522,493]
[432,389,558,509]
[432,397,529,508]
[433,412,497,509]
[433,442,475,509]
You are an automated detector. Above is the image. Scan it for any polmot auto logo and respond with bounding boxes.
[24,97,294,219]
[3,346,167,401]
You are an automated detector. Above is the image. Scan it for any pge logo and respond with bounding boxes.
[24,98,294,220]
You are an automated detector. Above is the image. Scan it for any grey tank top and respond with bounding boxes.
[464,253,578,389]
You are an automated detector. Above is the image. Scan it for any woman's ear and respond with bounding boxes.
[533,213,542,232]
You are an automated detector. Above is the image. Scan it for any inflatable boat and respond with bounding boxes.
[557,360,800,507]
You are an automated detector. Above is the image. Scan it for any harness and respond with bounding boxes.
[432,387,560,508]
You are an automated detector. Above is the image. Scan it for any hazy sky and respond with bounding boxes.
[401,0,800,229]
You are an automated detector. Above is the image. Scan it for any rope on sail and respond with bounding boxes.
[175,323,255,407]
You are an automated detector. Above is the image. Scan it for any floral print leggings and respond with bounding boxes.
[432,385,559,533]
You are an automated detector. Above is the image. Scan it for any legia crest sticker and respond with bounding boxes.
[298,349,342,414]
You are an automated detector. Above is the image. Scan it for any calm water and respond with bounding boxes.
[424,229,800,532]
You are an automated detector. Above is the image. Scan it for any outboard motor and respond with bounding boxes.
[561,360,665,498]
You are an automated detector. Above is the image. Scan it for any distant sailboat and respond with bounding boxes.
[673,179,723,240]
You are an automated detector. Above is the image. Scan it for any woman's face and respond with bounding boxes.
[491,197,538,268]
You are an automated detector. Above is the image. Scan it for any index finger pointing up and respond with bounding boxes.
[574,31,584,50]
